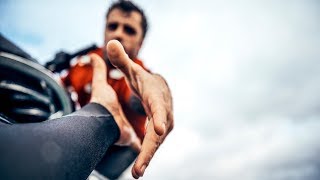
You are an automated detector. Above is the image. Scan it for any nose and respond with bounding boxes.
[113,26,124,43]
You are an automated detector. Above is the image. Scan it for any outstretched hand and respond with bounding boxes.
[106,40,174,179]
[89,53,141,152]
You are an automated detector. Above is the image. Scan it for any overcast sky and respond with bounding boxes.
[1,0,320,179]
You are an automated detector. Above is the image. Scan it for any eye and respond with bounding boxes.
[124,25,136,36]
[107,23,118,31]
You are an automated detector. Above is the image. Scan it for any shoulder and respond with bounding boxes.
[89,47,103,57]
[133,58,151,73]
[71,47,103,68]
[133,58,144,66]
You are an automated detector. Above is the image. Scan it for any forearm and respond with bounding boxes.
[0,103,120,180]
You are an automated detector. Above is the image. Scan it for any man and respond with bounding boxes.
[0,35,140,179]
[62,0,174,179]
[64,0,149,141]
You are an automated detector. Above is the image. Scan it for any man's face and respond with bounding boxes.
[104,8,144,59]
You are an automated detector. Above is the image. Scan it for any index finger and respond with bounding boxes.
[90,53,107,86]
[148,98,167,136]
[106,40,136,77]
[131,120,162,179]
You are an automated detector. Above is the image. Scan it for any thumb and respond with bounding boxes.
[115,123,142,152]
[128,127,142,153]
[106,40,134,77]
[90,53,107,88]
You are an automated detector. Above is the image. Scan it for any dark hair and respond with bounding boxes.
[106,0,148,39]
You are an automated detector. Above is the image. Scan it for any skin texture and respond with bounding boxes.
[102,7,174,179]
[89,54,141,152]
[106,40,174,179]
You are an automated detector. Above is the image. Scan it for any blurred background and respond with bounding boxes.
[1,0,320,179]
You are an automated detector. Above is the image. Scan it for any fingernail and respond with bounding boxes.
[141,164,146,176]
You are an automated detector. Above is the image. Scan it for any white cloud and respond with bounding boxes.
[2,0,320,179]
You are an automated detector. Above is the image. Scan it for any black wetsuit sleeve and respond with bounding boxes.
[0,102,120,180]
